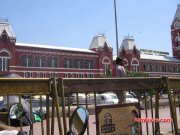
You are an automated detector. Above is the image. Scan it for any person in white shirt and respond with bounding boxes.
[115,57,126,103]
[116,57,126,77]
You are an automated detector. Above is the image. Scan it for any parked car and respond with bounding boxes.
[70,92,141,105]
[125,93,138,103]
[71,93,98,105]
[99,93,119,104]
[126,91,137,98]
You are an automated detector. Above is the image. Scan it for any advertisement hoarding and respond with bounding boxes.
[95,103,141,135]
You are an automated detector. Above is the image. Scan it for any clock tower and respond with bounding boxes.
[171,4,180,59]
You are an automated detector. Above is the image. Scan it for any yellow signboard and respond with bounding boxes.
[96,103,140,135]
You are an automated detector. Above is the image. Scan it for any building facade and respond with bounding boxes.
[0,4,180,78]
[118,5,180,77]
[119,36,180,77]
[0,22,113,78]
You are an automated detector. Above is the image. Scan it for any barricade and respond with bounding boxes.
[0,77,179,135]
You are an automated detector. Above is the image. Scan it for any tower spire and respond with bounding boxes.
[171,4,180,59]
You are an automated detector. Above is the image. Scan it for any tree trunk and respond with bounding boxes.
[116,90,126,104]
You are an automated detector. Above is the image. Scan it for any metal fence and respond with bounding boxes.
[0,77,179,135]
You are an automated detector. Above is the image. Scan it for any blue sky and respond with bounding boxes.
[0,0,179,56]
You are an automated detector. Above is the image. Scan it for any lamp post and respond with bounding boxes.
[113,0,119,57]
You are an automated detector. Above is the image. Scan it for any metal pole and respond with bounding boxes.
[114,0,119,57]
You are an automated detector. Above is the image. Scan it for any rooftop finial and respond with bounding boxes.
[0,18,8,23]
[97,32,105,37]
[123,34,134,40]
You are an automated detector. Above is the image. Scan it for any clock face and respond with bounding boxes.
[174,21,180,29]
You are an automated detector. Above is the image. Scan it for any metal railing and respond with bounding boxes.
[0,77,179,135]
[58,77,180,135]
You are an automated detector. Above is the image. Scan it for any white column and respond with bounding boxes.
[40,59,42,67]
[1,58,4,71]
[4,58,7,71]
[52,60,54,67]
[88,62,90,69]
[27,58,29,67]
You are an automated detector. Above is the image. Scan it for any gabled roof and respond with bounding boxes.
[0,20,15,38]
[16,43,97,53]
[89,34,111,49]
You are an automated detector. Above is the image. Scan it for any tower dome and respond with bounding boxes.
[89,33,111,49]
[0,19,16,39]
[119,35,138,52]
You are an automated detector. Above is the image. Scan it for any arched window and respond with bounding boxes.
[0,49,11,72]
[21,55,33,67]
[155,65,158,72]
[131,58,139,73]
[28,55,33,67]
[102,57,110,74]
[85,59,90,69]
[90,60,95,69]
[79,58,84,69]
[21,55,27,67]
[48,57,58,68]
[64,58,69,68]
[47,57,52,67]
[74,59,78,68]
[54,57,58,67]
[34,56,40,67]
[69,59,74,68]
[41,56,46,67]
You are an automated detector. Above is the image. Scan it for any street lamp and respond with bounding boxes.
[113,0,119,57]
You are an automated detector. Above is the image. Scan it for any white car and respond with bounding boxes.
[99,93,119,104]
[125,93,138,103]
[71,93,98,105]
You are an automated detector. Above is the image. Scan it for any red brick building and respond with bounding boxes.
[0,22,113,78]
[119,36,180,77]
[118,5,180,77]
[0,4,180,78]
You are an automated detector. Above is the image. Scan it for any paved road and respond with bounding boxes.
[21,106,179,135]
